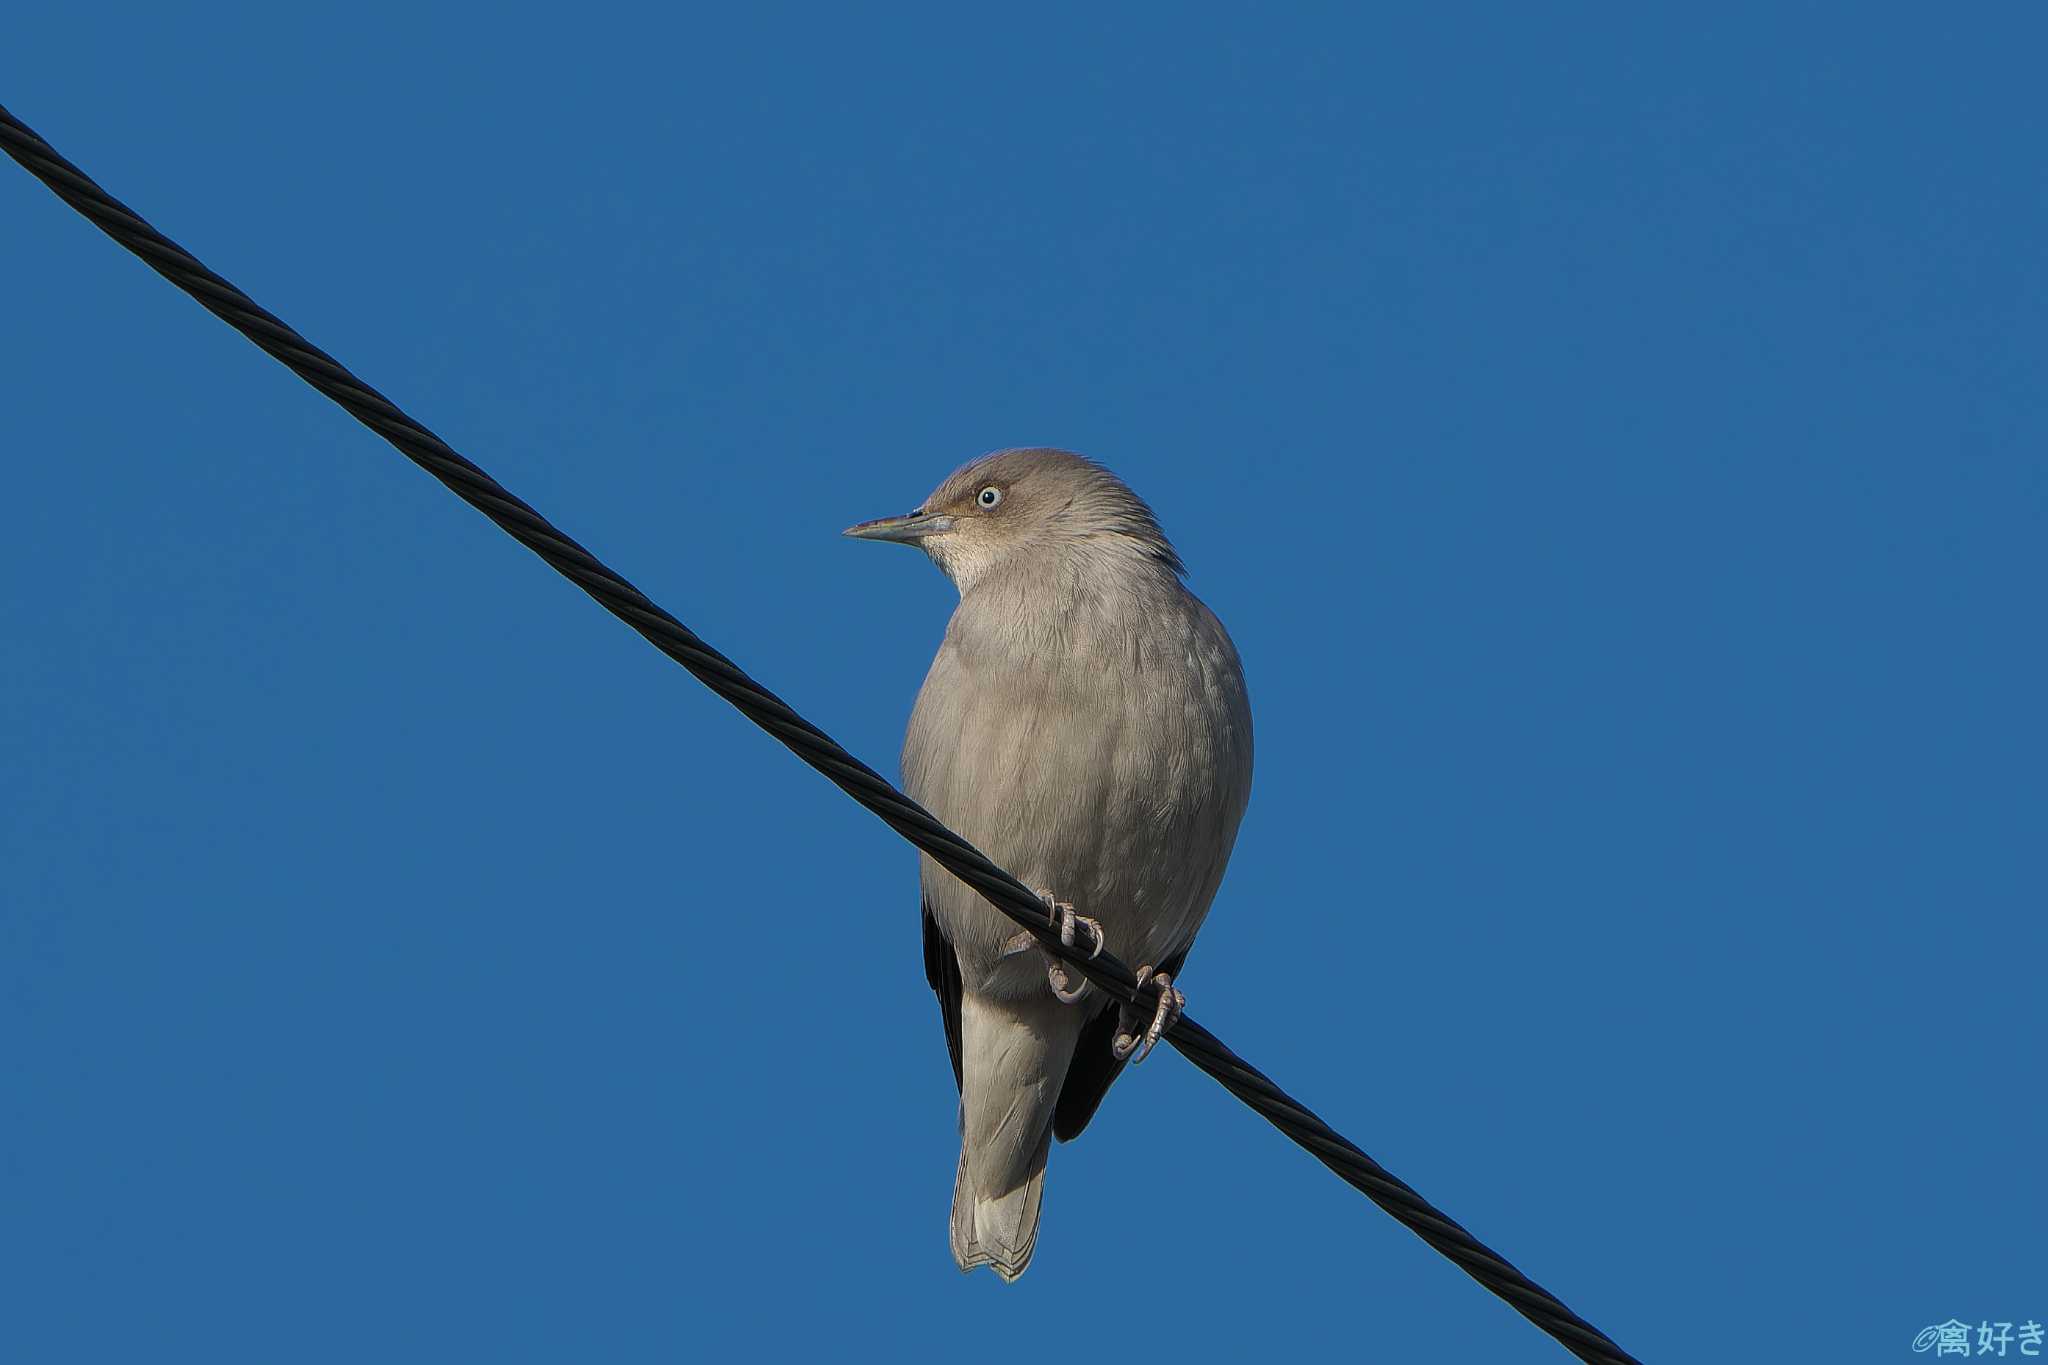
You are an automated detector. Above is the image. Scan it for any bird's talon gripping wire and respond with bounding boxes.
[1113,967,1184,1065]
[1038,890,1103,1003]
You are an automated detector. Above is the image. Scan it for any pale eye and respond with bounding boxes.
[978,486,1003,508]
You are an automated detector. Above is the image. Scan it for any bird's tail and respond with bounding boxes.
[948,1126,1052,1282]
[946,990,1083,1281]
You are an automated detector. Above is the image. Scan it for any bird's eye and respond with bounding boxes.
[978,486,1003,508]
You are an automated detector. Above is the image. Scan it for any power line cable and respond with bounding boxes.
[2,103,1642,1365]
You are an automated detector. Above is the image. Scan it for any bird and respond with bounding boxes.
[845,448,1253,1281]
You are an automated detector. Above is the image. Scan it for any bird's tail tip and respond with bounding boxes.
[948,1143,1047,1283]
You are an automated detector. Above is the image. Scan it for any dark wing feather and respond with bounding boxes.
[922,902,963,1092]
[1051,946,1188,1143]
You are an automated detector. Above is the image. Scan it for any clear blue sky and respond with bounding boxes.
[5,7,2042,1362]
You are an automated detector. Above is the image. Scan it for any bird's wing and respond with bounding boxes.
[922,899,964,1092]
[1050,944,1187,1143]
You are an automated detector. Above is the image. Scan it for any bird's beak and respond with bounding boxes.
[842,509,955,544]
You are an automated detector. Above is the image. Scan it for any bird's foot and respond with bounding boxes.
[1112,967,1184,1064]
[1037,890,1103,1004]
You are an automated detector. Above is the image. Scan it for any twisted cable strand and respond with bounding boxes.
[2,103,1640,1365]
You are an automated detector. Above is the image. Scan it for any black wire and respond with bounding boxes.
[2,103,1642,1365]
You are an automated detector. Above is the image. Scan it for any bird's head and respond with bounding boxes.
[843,448,1182,592]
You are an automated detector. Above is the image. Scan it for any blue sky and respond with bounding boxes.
[5,7,2043,1362]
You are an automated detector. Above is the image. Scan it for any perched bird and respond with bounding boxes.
[845,448,1253,1281]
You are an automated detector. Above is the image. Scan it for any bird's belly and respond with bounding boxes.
[909,670,1223,998]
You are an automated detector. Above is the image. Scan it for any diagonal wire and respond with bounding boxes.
[2,102,1641,1365]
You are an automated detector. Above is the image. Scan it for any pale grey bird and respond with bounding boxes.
[845,448,1253,1281]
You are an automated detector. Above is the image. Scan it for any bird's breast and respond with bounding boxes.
[903,589,1252,993]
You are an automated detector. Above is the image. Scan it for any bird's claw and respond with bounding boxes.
[1038,890,1103,1004]
[1112,966,1184,1064]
